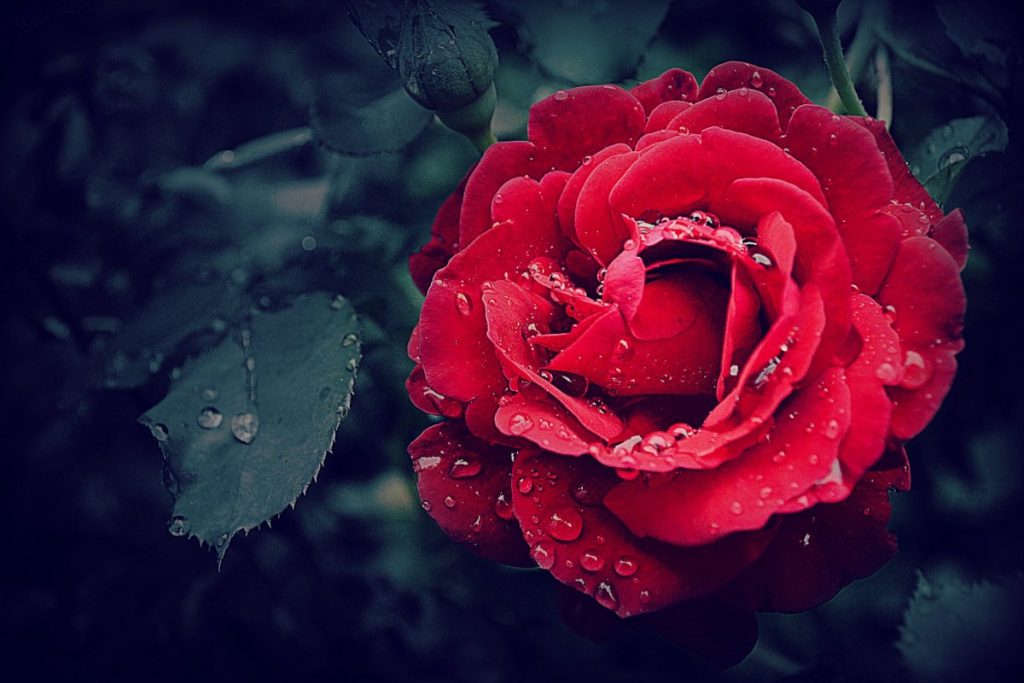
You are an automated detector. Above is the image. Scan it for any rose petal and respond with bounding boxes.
[610,128,826,227]
[557,143,633,246]
[574,152,641,265]
[930,208,969,271]
[406,365,464,419]
[879,236,966,349]
[604,367,851,546]
[494,394,592,455]
[645,100,693,133]
[666,88,782,142]
[482,280,623,440]
[511,450,775,617]
[784,105,901,293]
[723,448,911,612]
[459,141,540,248]
[698,61,811,130]
[854,116,942,222]
[630,68,699,114]
[409,422,531,566]
[420,177,570,402]
[410,173,468,293]
[529,85,647,170]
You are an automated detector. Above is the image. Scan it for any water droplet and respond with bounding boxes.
[614,338,634,361]
[595,581,619,609]
[517,476,534,495]
[828,133,838,147]
[571,479,602,507]
[493,193,504,205]
[495,492,514,519]
[902,349,931,389]
[329,294,346,310]
[449,458,482,479]
[623,239,637,250]
[580,550,604,572]
[876,361,898,383]
[508,413,534,436]
[638,589,651,604]
[421,500,432,512]
[582,155,593,166]
[521,322,541,340]
[532,541,555,569]
[341,333,359,348]
[759,486,773,499]
[750,71,763,88]
[150,423,169,442]
[469,515,483,532]
[548,371,589,397]
[614,556,638,577]
[201,387,218,401]
[167,515,190,537]
[553,89,569,101]
[808,453,819,465]
[197,406,223,430]
[455,292,473,316]
[443,495,456,509]
[824,419,840,439]
[715,87,727,100]
[231,412,260,444]
[546,509,584,542]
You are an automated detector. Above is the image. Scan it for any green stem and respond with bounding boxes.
[812,8,869,117]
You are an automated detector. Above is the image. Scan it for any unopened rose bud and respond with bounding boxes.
[397,0,498,113]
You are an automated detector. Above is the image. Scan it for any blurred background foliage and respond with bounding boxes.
[1,0,1022,680]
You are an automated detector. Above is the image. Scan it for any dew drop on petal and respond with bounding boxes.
[902,350,932,389]
[876,361,898,383]
[495,492,514,520]
[449,458,482,479]
[532,541,555,569]
[613,556,638,577]
[595,581,619,609]
[455,292,473,316]
[508,413,534,435]
[546,509,584,542]
[580,550,604,572]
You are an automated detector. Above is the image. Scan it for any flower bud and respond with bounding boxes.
[397,1,498,113]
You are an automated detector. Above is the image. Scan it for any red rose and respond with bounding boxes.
[406,63,966,625]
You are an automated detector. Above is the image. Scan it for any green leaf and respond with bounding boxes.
[899,572,1024,682]
[140,293,362,559]
[495,0,670,84]
[911,115,1008,205]
[311,85,433,156]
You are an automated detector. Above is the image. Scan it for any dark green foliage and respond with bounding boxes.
[140,294,361,557]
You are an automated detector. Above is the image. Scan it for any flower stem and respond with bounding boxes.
[811,7,869,117]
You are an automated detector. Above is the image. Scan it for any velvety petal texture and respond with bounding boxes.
[406,62,967,645]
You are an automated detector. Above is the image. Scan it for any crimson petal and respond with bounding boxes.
[409,422,531,566]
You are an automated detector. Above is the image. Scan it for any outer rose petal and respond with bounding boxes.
[930,208,969,271]
[410,173,468,293]
[666,88,782,142]
[528,85,646,170]
[784,105,901,293]
[854,116,943,222]
[511,450,775,617]
[723,449,911,612]
[698,61,812,130]
[557,143,633,246]
[605,367,852,545]
[458,141,540,248]
[630,68,699,113]
[409,422,531,566]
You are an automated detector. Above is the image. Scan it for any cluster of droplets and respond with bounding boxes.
[514,465,652,611]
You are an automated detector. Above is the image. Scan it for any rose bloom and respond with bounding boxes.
[406,62,966,643]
